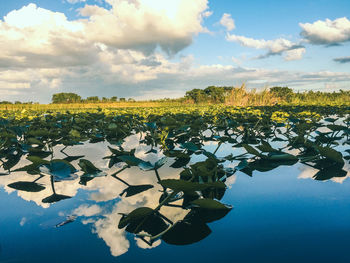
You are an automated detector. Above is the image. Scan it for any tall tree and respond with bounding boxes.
[52,93,82,103]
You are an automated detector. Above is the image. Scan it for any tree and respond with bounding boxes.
[86,96,99,103]
[52,93,81,103]
[270,87,293,100]
[203,86,232,103]
[185,89,207,103]
[186,86,234,103]
[110,96,118,102]
[119,98,126,102]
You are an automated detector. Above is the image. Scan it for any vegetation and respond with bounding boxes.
[1,85,349,108]
[0,103,349,247]
[52,92,82,103]
[49,86,348,106]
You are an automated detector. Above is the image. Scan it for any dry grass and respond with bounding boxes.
[224,84,279,106]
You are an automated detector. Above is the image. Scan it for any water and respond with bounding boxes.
[0,127,350,262]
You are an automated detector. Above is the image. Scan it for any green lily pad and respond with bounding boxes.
[161,220,211,245]
[8,181,45,192]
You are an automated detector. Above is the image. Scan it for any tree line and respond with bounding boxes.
[50,86,350,105]
[1,86,349,105]
[184,85,350,105]
[0,101,37,105]
[51,93,134,103]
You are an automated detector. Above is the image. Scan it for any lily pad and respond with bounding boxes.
[8,181,45,192]
[120,184,154,197]
[161,220,211,245]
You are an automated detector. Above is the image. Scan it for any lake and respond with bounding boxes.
[0,108,349,262]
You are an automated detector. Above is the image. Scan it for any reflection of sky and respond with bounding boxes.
[298,163,350,184]
[0,132,350,262]
[0,136,189,258]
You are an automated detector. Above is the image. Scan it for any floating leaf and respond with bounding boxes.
[257,141,275,152]
[186,198,232,223]
[27,156,49,165]
[242,144,260,156]
[324,117,338,123]
[138,161,154,171]
[235,160,249,171]
[42,194,71,203]
[118,207,154,229]
[316,145,344,164]
[159,179,209,193]
[120,184,154,197]
[161,220,211,245]
[181,142,200,152]
[191,198,232,211]
[155,157,167,169]
[170,157,190,168]
[267,152,298,161]
[118,155,144,166]
[40,160,77,181]
[78,159,102,174]
[313,164,347,181]
[327,124,346,131]
[8,181,45,192]
[63,155,85,162]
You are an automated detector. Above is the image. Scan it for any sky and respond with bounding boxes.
[0,0,349,103]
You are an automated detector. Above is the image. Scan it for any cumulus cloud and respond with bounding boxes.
[0,3,349,102]
[0,1,209,59]
[0,4,94,69]
[333,56,350,63]
[73,204,102,217]
[226,34,304,60]
[0,1,212,101]
[220,13,235,31]
[79,0,209,55]
[300,17,350,45]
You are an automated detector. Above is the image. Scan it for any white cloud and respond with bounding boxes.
[0,81,31,90]
[0,3,349,102]
[298,165,349,184]
[284,47,306,61]
[226,34,304,60]
[72,204,102,217]
[3,3,82,30]
[226,35,293,52]
[300,17,350,45]
[66,0,87,4]
[79,0,209,55]
[220,13,235,31]
[203,10,213,18]
[0,4,93,69]
[0,2,212,101]
[0,1,210,63]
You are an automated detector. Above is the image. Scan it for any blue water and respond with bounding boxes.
[0,142,349,263]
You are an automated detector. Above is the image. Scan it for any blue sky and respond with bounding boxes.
[0,0,349,102]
